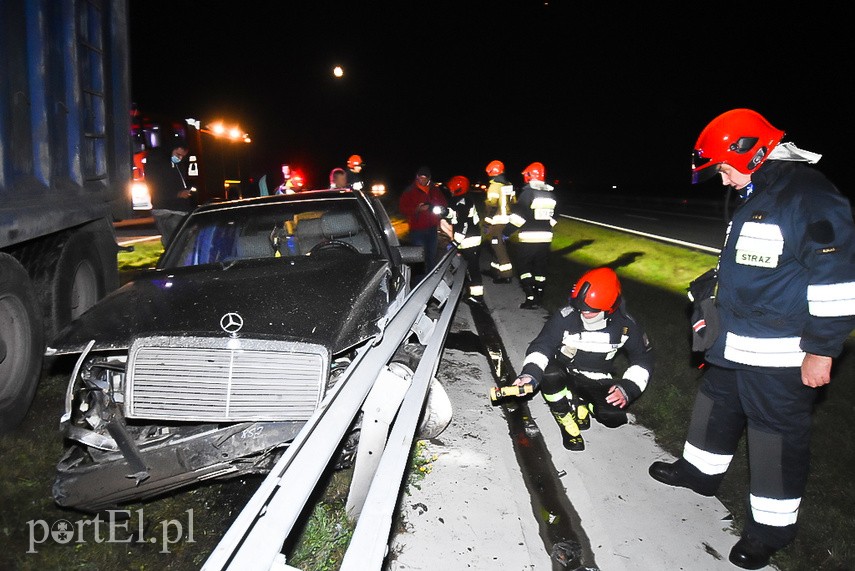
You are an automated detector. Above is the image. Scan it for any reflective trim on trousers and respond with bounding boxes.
[509,213,526,227]
[723,332,804,367]
[807,281,855,316]
[544,388,571,403]
[683,441,732,475]
[491,261,513,272]
[750,494,801,527]
[518,231,553,243]
[469,284,484,296]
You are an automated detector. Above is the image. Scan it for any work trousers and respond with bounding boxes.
[408,227,439,283]
[152,209,189,248]
[483,223,513,279]
[539,363,628,428]
[515,241,550,300]
[459,245,483,298]
[679,364,816,549]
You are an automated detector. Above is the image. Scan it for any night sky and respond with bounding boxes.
[129,1,852,199]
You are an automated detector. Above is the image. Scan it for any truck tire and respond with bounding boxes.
[0,253,44,432]
[51,230,108,336]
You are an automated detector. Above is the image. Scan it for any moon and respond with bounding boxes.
[333,66,344,78]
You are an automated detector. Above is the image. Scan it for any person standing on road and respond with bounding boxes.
[648,108,855,570]
[445,175,484,305]
[503,162,556,309]
[346,154,365,191]
[147,137,195,248]
[511,267,654,451]
[482,160,515,283]
[399,166,447,279]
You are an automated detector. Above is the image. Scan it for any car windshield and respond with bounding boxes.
[160,198,379,268]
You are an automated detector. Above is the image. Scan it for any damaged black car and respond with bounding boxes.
[47,189,449,512]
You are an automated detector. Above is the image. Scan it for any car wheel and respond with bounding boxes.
[0,253,44,432]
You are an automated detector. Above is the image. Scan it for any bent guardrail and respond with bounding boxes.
[202,249,465,571]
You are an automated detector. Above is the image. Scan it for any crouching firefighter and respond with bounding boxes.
[511,267,654,450]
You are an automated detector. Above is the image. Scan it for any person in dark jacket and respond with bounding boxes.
[444,175,484,305]
[147,137,195,247]
[648,109,855,570]
[512,267,653,451]
[345,154,365,191]
[399,166,447,278]
[503,161,556,309]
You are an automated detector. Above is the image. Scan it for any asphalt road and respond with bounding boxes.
[561,199,728,253]
[389,275,755,570]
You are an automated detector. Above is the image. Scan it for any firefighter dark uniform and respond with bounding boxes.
[482,160,515,282]
[515,268,653,451]
[346,154,365,191]
[445,176,484,304]
[649,109,855,569]
[504,162,556,309]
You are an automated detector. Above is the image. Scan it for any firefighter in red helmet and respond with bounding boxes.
[345,154,364,191]
[649,109,855,570]
[511,267,653,451]
[482,160,515,283]
[444,175,484,305]
[503,162,556,308]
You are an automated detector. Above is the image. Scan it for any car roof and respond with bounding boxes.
[193,188,368,214]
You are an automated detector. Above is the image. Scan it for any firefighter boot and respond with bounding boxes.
[534,285,545,306]
[520,283,539,309]
[575,400,591,431]
[552,411,584,451]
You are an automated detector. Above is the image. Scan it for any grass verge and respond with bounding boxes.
[117,240,163,272]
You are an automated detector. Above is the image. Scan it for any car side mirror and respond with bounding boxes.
[397,246,424,264]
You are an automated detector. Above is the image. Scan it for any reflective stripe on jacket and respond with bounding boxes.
[707,160,855,369]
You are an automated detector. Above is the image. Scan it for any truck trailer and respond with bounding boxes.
[0,0,131,430]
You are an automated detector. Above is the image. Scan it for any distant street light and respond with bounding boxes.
[202,121,250,143]
[189,118,252,200]
[333,65,344,78]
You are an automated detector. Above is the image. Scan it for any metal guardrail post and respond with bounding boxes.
[201,249,463,571]
[340,251,465,569]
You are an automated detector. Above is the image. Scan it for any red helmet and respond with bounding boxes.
[347,154,363,169]
[447,175,470,196]
[522,162,545,183]
[570,267,621,314]
[691,109,784,184]
[485,160,505,176]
